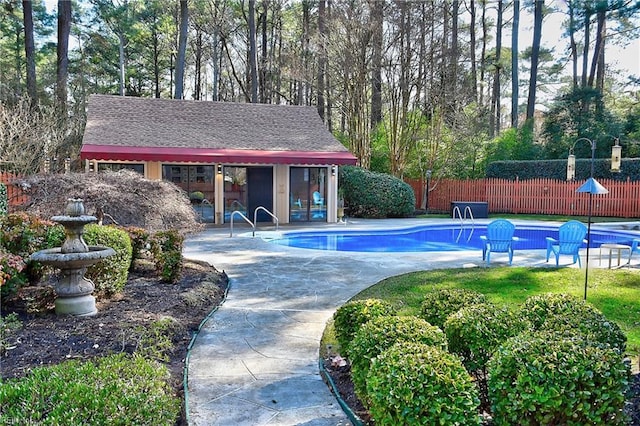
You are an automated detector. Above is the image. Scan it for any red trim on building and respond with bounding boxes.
[80,145,357,165]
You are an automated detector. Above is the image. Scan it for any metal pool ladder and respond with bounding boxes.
[452,205,475,243]
[229,206,279,237]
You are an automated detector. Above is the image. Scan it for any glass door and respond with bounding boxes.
[290,167,326,222]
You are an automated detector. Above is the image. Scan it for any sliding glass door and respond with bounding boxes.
[290,167,326,222]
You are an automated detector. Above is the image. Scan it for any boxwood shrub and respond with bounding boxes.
[0,353,181,425]
[332,298,395,354]
[366,342,481,426]
[84,224,132,297]
[339,166,415,218]
[444,303,528,373]
[420,288,487,329]
[150,229,184,283]
[487,331,630,425]
[348,315,447,402]
[521,293,626,353]
[0,183,7,216]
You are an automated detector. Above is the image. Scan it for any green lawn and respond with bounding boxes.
[351,267,640,356]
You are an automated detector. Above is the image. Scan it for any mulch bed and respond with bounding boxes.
[1,259,229,425]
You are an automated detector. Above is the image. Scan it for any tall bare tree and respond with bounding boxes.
[370,0,383,128]
[526,0,543,121]
[174,0,188,99]
[489,0,503,136]
[511,0,519,127]
[56,0,71,109]
[22,0,36,102]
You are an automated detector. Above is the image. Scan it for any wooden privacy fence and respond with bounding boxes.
[0,172,29,208]
[406,177,640,219]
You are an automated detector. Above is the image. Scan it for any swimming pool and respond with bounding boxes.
[269,223,640,252]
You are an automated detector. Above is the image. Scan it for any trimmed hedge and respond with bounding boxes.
[84,224,133,297]
[521,293,626,353]
[366,342,481,425]
[420,288,487,329]
[332,299,395,354]
[339,166,415,218]
[150,230,184,283]
[348,315,447,402]
[0,353,181,425]
[444,303,527,373]
[487,331,630,425]
[487,158,640,181]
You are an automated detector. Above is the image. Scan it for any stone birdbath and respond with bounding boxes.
[29,198,115,316]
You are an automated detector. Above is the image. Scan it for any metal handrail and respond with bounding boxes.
[253,207,279,237]
[463,206,475,226]
[230,211,254,237]
[452,206,475,228]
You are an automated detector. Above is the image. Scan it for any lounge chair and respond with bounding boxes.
[545,220,588,267]
[480,219,516,265]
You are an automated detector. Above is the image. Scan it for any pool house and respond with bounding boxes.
[80,95,357,225]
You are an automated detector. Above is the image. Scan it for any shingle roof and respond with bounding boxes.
[80,95,357,165]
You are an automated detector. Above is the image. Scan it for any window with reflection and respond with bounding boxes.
[290,167,326,222]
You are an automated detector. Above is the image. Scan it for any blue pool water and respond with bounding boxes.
[269,224,640,253]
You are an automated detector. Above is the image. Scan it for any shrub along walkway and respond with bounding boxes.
[182,218,583,425]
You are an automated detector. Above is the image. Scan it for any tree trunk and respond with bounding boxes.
[370,0,383,128]
[118,32,126,96]
[317,0,326,120]
[195,30,203,100]
[259,1,268,103]
[174,0,188,100]
[469,0,477,103]
[526,0,543,121]
[56,0,71,110]
[511,0,519,128]
[581,11,590,88]
[248,0,258,103]
[568,1,578,88]
[490,0,503,136]
[23,0,37,102]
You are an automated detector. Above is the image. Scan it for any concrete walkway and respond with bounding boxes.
[181,218,594,425]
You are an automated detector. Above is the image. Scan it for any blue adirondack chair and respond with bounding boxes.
[630,239,640,264]
[480,219,516,265]
[545,220,588,267]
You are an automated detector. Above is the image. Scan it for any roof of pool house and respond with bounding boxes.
[80,94,358,166]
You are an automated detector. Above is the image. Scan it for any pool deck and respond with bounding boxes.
[182,218,639,426]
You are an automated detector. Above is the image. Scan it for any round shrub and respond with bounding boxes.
[487,331,630,425]
[84,224,132,297]
[521,293,626,353]
[122,226,151,270]
[348,315,447,401]
[366,342,481,425]
[332,298,395,353]
[339,166,415,218]
[444,303,528,373]
[420,288,487,329]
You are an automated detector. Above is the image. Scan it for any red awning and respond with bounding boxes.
[80,145,358,165]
